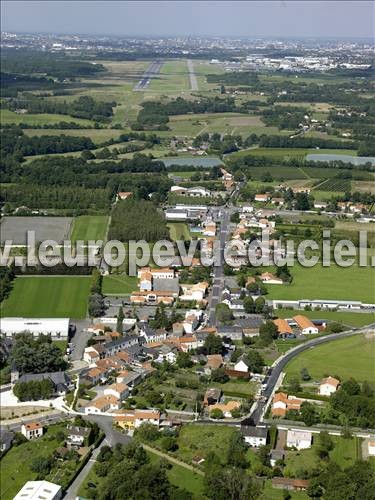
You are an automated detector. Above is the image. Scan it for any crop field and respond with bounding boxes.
[266,262,375,303]
[0,216,73,245]
[352,180,375,194]
[284,334,375,383]
[70,215,109,242]
[0,109,94,127]
[315,178,351,192]
[231,147,357,162]
[245,166,308,181]
[1,276,91,318]
[305,167,373,180]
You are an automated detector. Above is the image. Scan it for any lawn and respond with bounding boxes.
[70,215,109,242]
[1,276,91,318]
[175,424,238,465]
[102,274,139,295]
[276,309,375,328]
[283,436,358,479]
[284,333,375,383]
[147,450,205,498]
[266,262,375,303]
[167,222,191,241]
[0,423,73,500]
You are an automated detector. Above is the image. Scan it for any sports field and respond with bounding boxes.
[266,262,375,303]
[70,215,109,242]
[1,276,91,318]
[284,333,375,383]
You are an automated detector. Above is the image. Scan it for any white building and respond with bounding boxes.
[21,422,44,440]
[368,440,375,456]
[286,430,312,450]
[104,383,129,400]
[14,481,62,500]
[319,377,340,396]
[0,317,69,339]
[242,426,268,447]
[234,358,250,373]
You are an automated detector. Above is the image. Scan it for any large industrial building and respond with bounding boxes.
[0,317,70,339]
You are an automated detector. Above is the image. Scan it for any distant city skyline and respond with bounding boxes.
[1,1,374,39]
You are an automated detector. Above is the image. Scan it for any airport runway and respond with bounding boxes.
[187,59,198,91]
[134,60,164,91]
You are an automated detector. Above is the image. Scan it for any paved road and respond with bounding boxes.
[244,324,375,426]
[70,319,91,361]
[1,411,66,432]
[187,59,198,91]
[208,208,231,325]
[134,60,163,91]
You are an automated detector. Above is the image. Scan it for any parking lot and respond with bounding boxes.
[0,216,73,245]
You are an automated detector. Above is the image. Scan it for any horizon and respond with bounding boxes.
[1,1,374,39]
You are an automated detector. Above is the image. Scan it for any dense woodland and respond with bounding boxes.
[109,198,169,241]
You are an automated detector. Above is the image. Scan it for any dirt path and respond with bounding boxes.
[142,443,204,476]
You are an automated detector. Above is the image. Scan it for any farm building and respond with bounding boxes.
[0,317,70,339]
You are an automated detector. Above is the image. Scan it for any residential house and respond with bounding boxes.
[104,383,129,400]
[154,345,178,365]
[319,376,340,396]
[260,272,283,285]
[14,371,72,396]
[137,322,167,343]
[272,478,309,492]
[66,425,90,448]
[234,355,250,373]
[205,354,223,373]
[270,449,285,467]
[216,325,243,341]
[314,201,327,210]
[241,426,268,447]
[21,422,44,440]
[175,335,199,352]
[272,392,302,418]
[254,194,270,203]
[286,430,312,450]
[104,335,141,357]
[293,315,319,334]
[179,282,208,303]
[114,409,160,429]
[130,290,175,306]
[84,367,109,385]
[117,192,133,201]
[209,400,241,418]
[85,395,120,414]
[273,318,293,337]
[271,197,285,206]
[204,387,222,406]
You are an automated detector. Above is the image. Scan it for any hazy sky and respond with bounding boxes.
[1,1,374,38]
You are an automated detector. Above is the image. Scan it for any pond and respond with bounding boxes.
[306,154,375,166]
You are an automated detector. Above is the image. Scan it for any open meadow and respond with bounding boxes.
[284,334,375,383]
[1,276,91,318]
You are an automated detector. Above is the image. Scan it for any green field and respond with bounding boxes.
[276,309,375,328]
[0,109,94,127]
[102,274,139,295]
[148,60,190,92]
[0,423,76,500]
[70,215,109,242]
[284,334,375,383]
[23,128,123,144]
[266,262,375,303]
[231,147,357,161]
[1,276,91,318]
[167,222,191,241]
